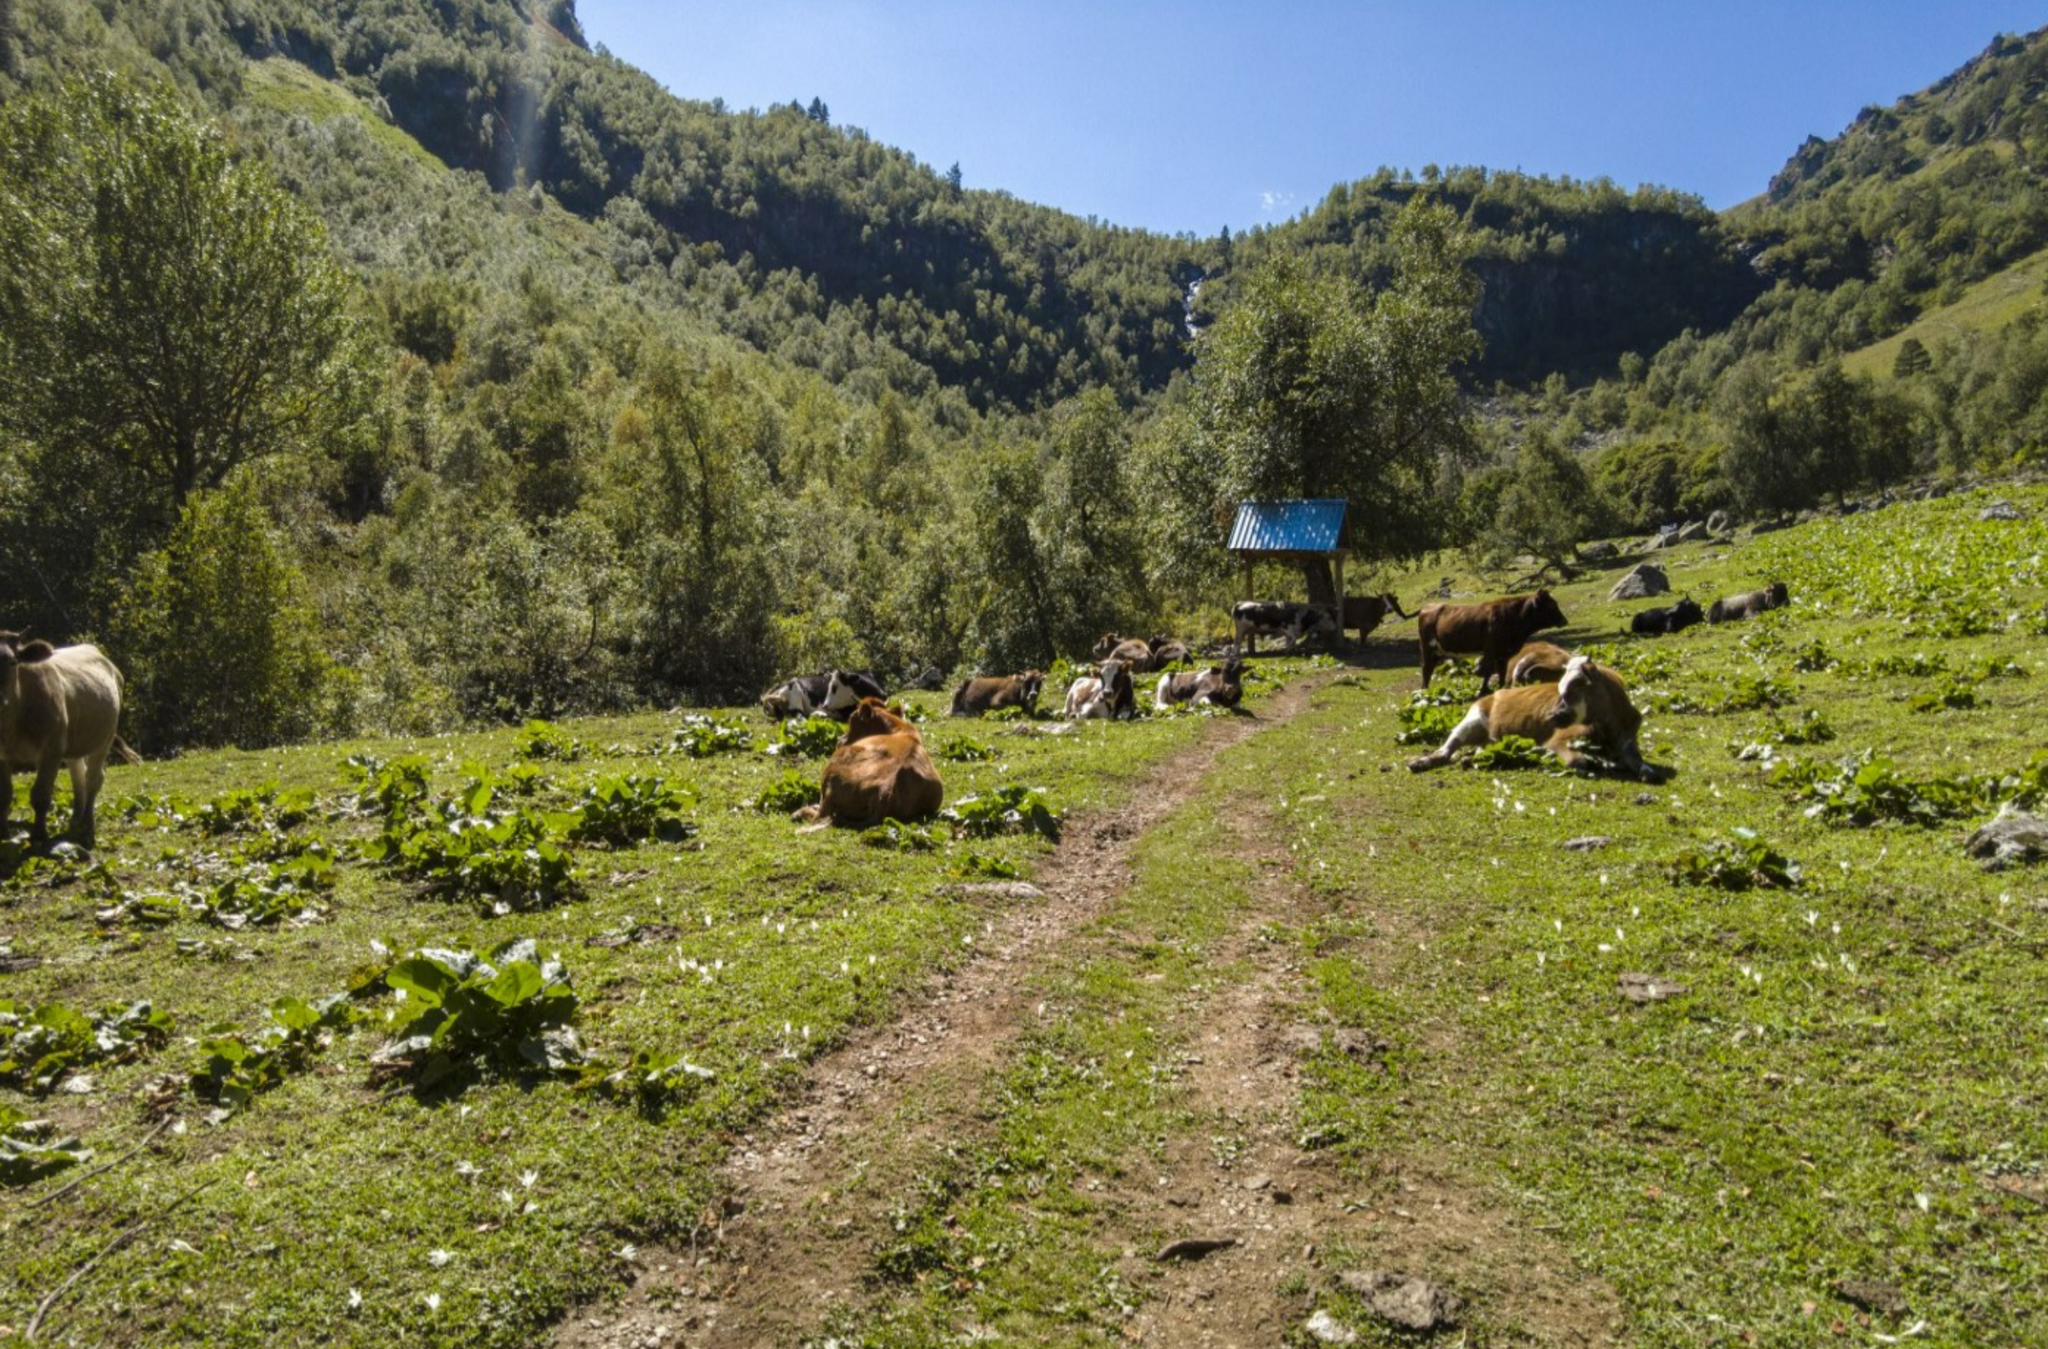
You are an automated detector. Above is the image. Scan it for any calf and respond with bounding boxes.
[951,670,1044,717]
[1231,601,1337,655]
[1342,592,1415,642]
[1629,598,1704,636]
[0,635,124,849]
[1707,582,1790,625]
[1415,589,1567,692]
[1507,641,1574,687]
[1407,656,1653,780]
[794,699,943,828]
[1154,653,1245,710]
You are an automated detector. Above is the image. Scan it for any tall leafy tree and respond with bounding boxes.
[1171,201,1482,601]
[0,72,369,621]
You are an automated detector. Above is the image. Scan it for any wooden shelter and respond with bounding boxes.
[1227,498,1352,610]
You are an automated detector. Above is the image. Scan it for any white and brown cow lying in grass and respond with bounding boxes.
[1154,652,1244,710]
[795,698,943,828]
[1406,655,1655,780]
[0,633,125,849]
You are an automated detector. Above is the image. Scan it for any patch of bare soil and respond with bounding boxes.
[551,686,1322,1349]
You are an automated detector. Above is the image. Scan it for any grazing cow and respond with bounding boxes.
[0,635,124,849]
[1707,582,1790,625]
[1155,652,1245,709]
[759,670,886,721]
[1415,589,1568,692]
[1342,592,1415,642]
[1064,674,1110,719]
[1507,641,1575,687]
[951,670,1044,717]
[1630,598,1704,636]
[794,699,943,828]
[1231,601,1337,655]
[1407,655,1653,780]
[1146,636,1192,667]
[1099,658,1137,720]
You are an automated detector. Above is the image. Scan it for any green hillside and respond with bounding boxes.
[1841,241,2048,378]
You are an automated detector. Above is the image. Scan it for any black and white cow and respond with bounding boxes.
[758,670,887,721]
[1231,601,1337,655]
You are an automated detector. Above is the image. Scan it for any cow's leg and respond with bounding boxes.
[29,748,61,843]
[0,764,11,838]
[1407,705,1492,772]
[70,751,106,849]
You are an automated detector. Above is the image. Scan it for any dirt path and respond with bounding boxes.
[553,675,1620,1348]
[552,679,1330,1349]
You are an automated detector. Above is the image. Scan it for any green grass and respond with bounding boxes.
[242,58,446,172]
[0,678,1305,1346]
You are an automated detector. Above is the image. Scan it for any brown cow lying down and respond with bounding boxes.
[1146,636,1192,667]
[1155,653,1245,709]
[1416,588,1567,692]
[1092,633,1154,670]
[1343,592,1414,641]
[1707,582,1790,624]
[1407,656,1654,780]
[1507,640,1575,686]
[794,699,943,828]
[0,635,125,849]
[951,670,1044,716]
[1064,673,1110,719]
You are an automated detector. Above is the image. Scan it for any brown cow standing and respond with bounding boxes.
[0,635,125,850]
[1343,592,1414,643]
[1507,640,1575,686]
[1407,656,1653,780]
[1416,589,1568,692]
[951,671,1044,717]
[795,699,943,828]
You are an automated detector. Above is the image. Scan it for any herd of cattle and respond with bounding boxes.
[1,576,1792,845]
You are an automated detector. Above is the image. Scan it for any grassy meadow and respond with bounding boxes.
[6,486,2048,1347]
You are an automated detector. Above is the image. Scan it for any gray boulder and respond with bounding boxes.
[1979,500,2026,522]
[1337,1271,1462,1332]
[1609,563,1670,601]
[1576,539,1617,562]
[1965,807,2048,870]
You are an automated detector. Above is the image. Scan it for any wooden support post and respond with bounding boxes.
[1334,554,1348,646]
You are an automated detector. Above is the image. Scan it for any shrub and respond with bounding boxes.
[667,713,755,757]
[1,1105,89,1185]
[1668,829,1802,890]
[753,769,820,814]
[190,993,360,1118]
[515,719,586,762]
[564,774,697,847]
[943,785,1062,840]
[0,998,174,1094]
[373,939,582,1085]
[767,715,844,758]
[1469,735,1550,770]
[112,476,345,749]
[1909,679,1982,713]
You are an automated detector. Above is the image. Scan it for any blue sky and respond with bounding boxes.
[574,1,2047,235]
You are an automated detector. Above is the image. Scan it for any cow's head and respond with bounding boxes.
[1671,598,1703,627]
[1019,670,1044,704]
[821,670,864,715]
[1551,655,1595,726]
[1766,581,1790,608]
[1099,657,1130,689]
[1527,589,1567,632]
[843,697,914,742]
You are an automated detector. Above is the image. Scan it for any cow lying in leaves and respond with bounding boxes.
[1,633,126,849]
[1406,655,1656,780]
[1630,598,1704,636]
[1154,653,1244,709]
[759,670,887,721]
[951,671,1043,717]
[1707,583,1789,624]
[794,699,943,828]
[1506,641,1574,686]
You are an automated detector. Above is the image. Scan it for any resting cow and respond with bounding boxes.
[1507,641,1574,687]
[794,699,944,828]
[1146,636,1192,667]
[1416,589,1567,692]
[1407,655,1653,780]
[1707,583,1790,625]
[1342,592,1414,642]
[1155,653,1245,709]
[759,669,886,721]
[1231,601,1336,655]
[0,635,124,849]
[1092,634,1158,673]
[1630,598,1704,636]
[1099,658,1137,720]
[1064,674,1111,719]
[951,670,1044,717]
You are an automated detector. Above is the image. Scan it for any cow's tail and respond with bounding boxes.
[1384,593,1416,620]
[111,736,142,765]
[949,680,970,716]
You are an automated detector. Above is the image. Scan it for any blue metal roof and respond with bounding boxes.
[1227,499,1349,554]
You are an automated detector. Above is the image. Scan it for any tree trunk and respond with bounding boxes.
[1300,558,1336,607]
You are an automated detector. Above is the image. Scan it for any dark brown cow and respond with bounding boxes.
[795,699,943,828]
[1707,582,1790,624]
[1,634,125,849]
[1407,656,1652,780]
[1154,653,1244,709]
[1093,634,1157,672]
[1342,592,1414,642]
[1146,636,1192,667]
[950,670,1044,717]
[1415,589,1568,692]
[1507,640,1574,686]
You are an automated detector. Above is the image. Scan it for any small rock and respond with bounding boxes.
[1562,835,1613,852]
[1979,500,2026,522]
[1247,1175,1272,1192]
[1155,1237,1235,1261]
[1617,973,1688,1004]
[1609,563,1670,601]
[1964,806,2048,870]
[1833,1279,1909,1318]
[1304,1309,1359,1344]
[1338,1270,1463,1331]
[1633,791,1659,806]
[950,882,1047,902]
